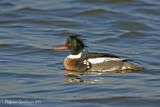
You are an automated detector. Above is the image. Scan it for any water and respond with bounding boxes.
[0,0,160,106]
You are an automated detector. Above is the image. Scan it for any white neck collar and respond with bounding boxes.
[68,52,82,59]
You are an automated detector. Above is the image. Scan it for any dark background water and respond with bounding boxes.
[0,0,160,107]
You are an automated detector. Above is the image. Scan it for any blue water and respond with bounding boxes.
[0,0,160,107]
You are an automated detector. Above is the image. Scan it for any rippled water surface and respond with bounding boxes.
[0,0,160,107]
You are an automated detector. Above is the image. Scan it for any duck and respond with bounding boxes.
[53,35,143,72]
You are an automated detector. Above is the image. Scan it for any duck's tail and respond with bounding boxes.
[122,61,144,71]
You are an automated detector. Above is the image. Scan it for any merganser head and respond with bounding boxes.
[53,35,86,55]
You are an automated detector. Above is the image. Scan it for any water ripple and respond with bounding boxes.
[0,2,14,6]
[111,21,152,30]
[119,31,146,38]
[0,0,160,107]
[19,7,44,12]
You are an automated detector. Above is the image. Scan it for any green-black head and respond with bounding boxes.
[53,35,87,55]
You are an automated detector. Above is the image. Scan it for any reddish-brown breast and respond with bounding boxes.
[64,57,80,71]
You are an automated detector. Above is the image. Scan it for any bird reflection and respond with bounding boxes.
[64,69,139,83]
[64,70,103,83]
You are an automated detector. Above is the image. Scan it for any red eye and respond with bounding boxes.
[69,43,72,46]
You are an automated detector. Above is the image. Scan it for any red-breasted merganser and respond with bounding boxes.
[53,35,143,72]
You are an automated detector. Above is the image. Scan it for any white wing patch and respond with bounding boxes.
[86,57,124,64]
